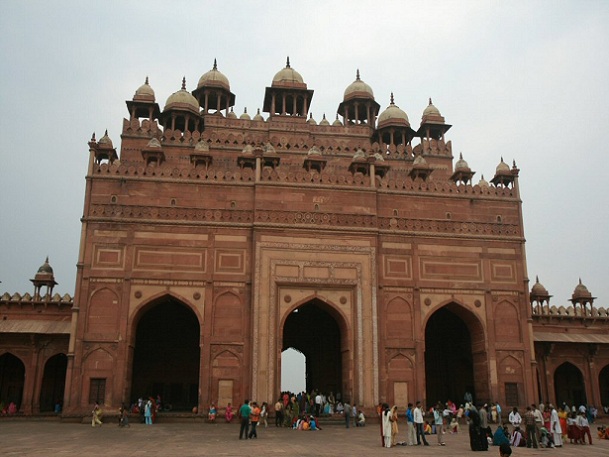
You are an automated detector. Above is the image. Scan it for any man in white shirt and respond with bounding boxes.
[315,393,322,416]
[414,401,429,446]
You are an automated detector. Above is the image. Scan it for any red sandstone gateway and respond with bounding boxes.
[1,59,608,417]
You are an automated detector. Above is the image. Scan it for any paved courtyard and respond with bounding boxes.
[1,419,608,456]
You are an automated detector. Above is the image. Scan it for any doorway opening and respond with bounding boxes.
[39,353,67,412]
[425,304,487,406]
[0,353,25,410]
[554,362,586,407]
[131,296,200,411]
[282,299,344,396]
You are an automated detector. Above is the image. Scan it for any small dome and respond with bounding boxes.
[134,77,155,101]
[241,144,254,155]
[344,69,374,100]
[572,278,592,300]
[332,114,343,126]
[455,153,469,170]
[98,130,114,149]
[319,114,330,126]
[195,140,209,152]
[423,98,441,117]
[146,138,162,148]
[353,149,366,160]
[378,93,410,127]
[164,77,200,113]
[227,107,237,119]
[197,59,230,91]
[531,276,549,296]
[253,109,264,121]
[307,113,317,125]
[240,107,251,120]
[373,152,385,162]
[478,175,489,188]
[308,146,322,156]
[496,157,510,173]
[272,57,304,85]
[37,257,54,275]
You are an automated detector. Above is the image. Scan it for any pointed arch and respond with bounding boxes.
[39,353,67,412]
[385,296,413,340]
[554,361,586,407]
[86,287,120,338]
[599,364,609,408]
[0,352,25,410]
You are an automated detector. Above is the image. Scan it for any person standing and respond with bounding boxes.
[390,405,399,447]
[248,402,260,438]
[414,401,429,445]
[238,399,251,439]
[549,403,563,447]
[406,403,416,446]
[314,392,322,417]
[274,398,283,427]
[508,407,522,432]
[524,406,539,448]
[260,402,268,428]
[381,403,392,447]
[343,401,352,428]
[144,399,152,425]
[434,402,446,445]
[352,404,358,427]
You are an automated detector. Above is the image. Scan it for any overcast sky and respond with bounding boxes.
[1,1,608,312]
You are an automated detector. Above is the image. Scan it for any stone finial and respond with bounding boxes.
[429,97,433,105]
[145,76,149,85]
[356,69,360,80]
[213,58,217,70]
[390,92,395,105]
[286,56,290,68]
[181,77,186,90]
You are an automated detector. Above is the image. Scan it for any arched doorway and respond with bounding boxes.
[282,299,344,396]
[554,362,586,407]
[131,296,200,411]
[425,304,488,406]
[39,353,67,412]
[600,365,609,408]
[0,353,25,410]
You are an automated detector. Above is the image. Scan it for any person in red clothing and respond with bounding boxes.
[248,402,261,439]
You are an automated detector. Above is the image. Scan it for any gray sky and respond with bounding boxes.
[1,1,608,311]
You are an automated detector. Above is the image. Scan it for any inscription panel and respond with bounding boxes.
[420,258,482,281]
[134,247,206,272]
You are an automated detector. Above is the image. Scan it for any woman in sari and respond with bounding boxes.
[225,402,234,422]
[558,407,568,440]
[390,405,399,446]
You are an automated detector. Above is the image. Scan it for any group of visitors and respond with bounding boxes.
[237,399,270,439]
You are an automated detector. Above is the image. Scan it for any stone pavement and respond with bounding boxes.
[1,419,608,457]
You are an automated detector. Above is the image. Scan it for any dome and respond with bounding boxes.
[307,113,317,125]
[319,114,330,126]
[98,130,114,148]
[197,59,230,91]
[37,257,54,275]
[423,98,441,117]
[241,144,254,155]
[240,108,251,120]
[373,152,385,162]
[531,276,549,297]
[134,76,155,101]
[455,153,469,170]
[496,157,510,173]
[332,114,343,126]
[264,142,276,154]
[572,278,592,300]
[227,107,237,119]
[253,109,264,121]
[146,138,162,148]
[164,78,200,114]
[378,93,410,127]
[344,69,374,100]
[478,175,489,188]
[272,57,304,85]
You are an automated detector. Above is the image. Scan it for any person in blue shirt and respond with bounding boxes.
[405,403,416,445]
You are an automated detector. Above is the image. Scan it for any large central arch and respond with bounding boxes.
[425,303,488,406]
[282,298,346,396]
[131,296,200,411]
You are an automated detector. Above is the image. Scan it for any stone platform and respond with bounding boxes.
[1,419,608,456]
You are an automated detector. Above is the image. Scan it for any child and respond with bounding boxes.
[449,416,459,433]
